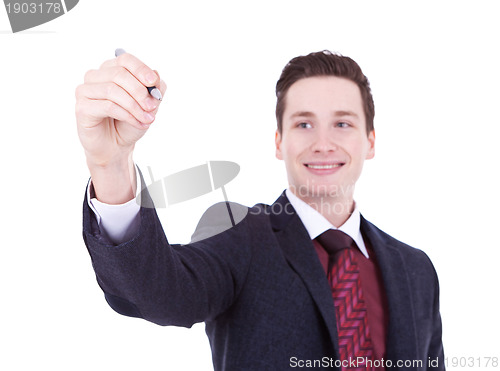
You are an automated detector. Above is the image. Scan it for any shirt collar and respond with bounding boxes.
[285,189,369,258]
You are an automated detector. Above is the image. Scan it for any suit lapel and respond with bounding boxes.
[270,192,340,356]
[360,217,419,363]
[269,193,419,361]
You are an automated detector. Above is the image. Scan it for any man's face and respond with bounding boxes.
[275,76,375,204]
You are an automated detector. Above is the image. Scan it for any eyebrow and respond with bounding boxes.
[335,110,360,118]
[289,110,360,119]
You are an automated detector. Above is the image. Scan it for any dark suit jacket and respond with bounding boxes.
[83,191,445,370]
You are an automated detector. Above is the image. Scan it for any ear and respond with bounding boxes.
[275,130,283,160]
[366,130,375,160]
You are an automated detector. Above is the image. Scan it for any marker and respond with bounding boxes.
[114,48,162,101]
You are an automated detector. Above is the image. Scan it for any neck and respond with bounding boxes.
[290,190,355,228]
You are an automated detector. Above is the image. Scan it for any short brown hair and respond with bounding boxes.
[275,50,374,135]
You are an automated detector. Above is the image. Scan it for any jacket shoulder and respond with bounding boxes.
[361,217,436,267]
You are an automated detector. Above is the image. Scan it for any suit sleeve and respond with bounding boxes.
[427,262,446,370]
[82,185,253,328]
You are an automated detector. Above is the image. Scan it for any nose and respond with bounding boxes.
[311,130,338,153]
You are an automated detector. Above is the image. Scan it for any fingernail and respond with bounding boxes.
[144,112,155,122]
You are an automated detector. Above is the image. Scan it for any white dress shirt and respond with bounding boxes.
[285,189,369,258]
[87,166,141,244]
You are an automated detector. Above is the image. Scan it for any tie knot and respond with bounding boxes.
[316,229,354,256]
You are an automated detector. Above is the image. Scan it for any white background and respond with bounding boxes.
[1,1,499,370]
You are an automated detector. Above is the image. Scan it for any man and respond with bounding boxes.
[77,50,444,370]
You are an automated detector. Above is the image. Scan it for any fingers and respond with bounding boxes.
[84,67,160,112]
[155,70,167,96]
[101,52,161,91]
[77,51,166,129]
[76,83,156,128]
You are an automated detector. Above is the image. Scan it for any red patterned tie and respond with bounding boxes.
[317,229,374,370]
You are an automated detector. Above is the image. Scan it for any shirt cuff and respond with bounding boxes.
[86,165,141,244]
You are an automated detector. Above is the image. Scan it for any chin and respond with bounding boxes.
[311,185,342,198]
[292,182,344,200]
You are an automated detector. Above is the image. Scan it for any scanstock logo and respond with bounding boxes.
[3,0,79,33]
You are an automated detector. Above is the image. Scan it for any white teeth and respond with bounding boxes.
[307,164,342,169]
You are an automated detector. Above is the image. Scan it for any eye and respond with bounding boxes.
[298,122,312,129]
[336,121,350,128]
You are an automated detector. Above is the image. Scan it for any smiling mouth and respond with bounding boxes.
[305,163,344,169]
